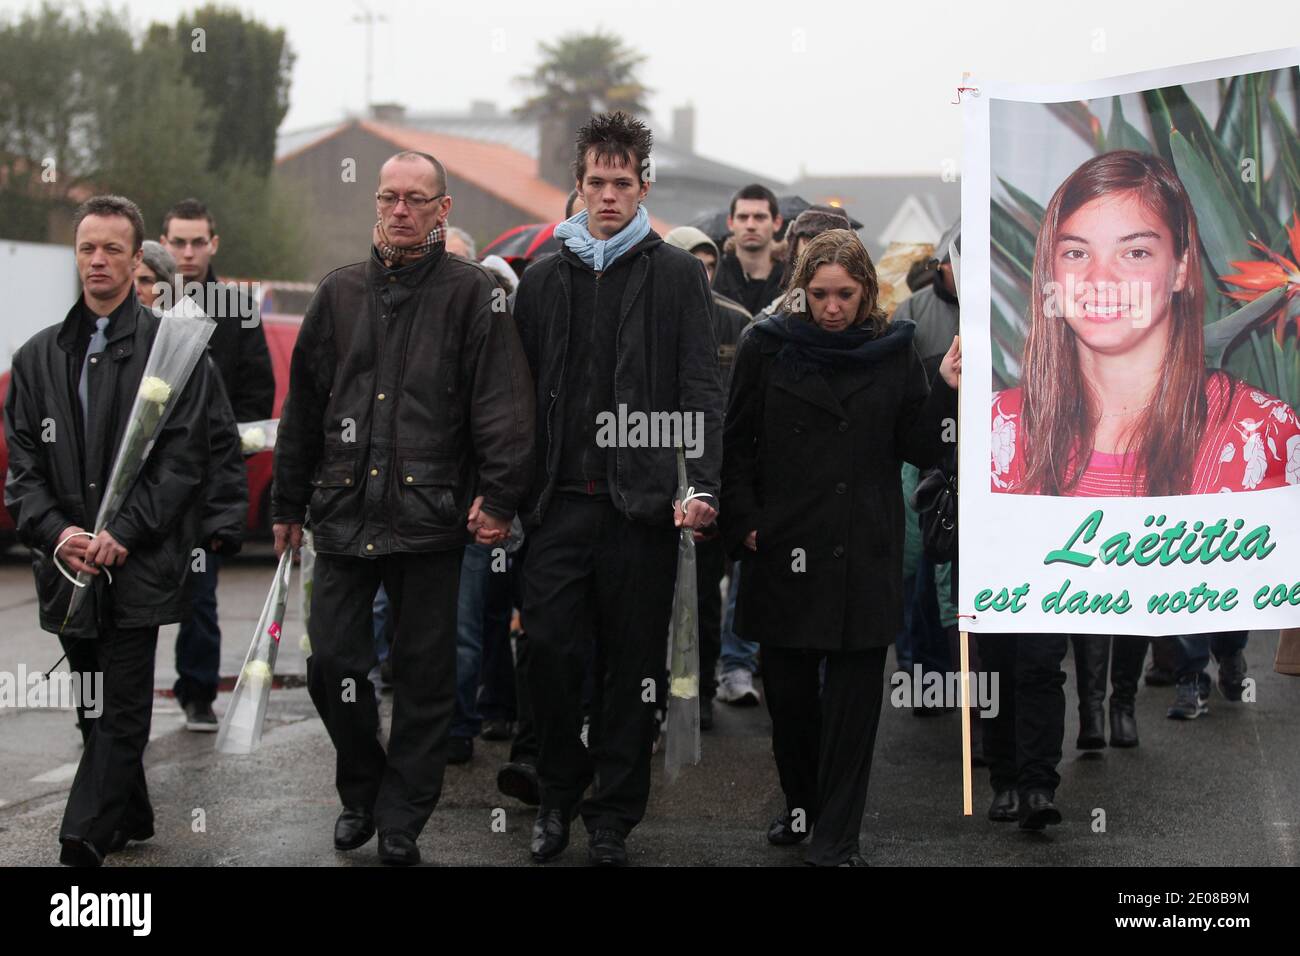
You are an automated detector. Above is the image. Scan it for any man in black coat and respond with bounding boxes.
[160,197,274,730]
[512,112,723,866]
[712,183,785,316]
[4,195,218,866]
[272,150,534,866]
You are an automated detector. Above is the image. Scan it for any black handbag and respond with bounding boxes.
[912,450,958,564]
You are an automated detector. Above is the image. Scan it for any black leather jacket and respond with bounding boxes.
[4,295,215,636]
[271,247,534,556]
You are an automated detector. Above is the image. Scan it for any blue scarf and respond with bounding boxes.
[554,205,651,271]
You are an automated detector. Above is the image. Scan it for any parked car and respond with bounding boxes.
[0,310,305,549]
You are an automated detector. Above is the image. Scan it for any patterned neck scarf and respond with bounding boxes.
[374,221,446,267]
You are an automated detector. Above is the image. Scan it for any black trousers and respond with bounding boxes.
[59,624,158,851]
[307,548,463,838]
[523,494,677,836]
[980,632,1069,797]
[762,644,889,866]
[1072,634,1148,707]
[694,534,725,701]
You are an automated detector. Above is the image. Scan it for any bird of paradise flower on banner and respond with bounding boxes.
[990,68,1300,416]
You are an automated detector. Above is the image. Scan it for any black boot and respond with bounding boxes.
[1072,636,1108,749]
[1109,636,1146,748]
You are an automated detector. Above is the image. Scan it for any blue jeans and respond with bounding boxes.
[1174,631,1248,682]
[720,564,759,675]
[175,553,222,705]
[910,556,952,677]
[452,543,493,738]
[373,584,394,662]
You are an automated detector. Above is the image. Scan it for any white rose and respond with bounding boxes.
[242,660,273,684]
[240,426,267,454]
[139,376,172,404]
[670,675,698,699]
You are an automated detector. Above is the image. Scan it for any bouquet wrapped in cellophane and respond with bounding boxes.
[664,446,702,782]
[298,529,315,660]
[215,550,293,755]
[57,297,216,631]
[236,418,279,455]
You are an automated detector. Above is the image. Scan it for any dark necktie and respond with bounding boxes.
[78,316,110,439]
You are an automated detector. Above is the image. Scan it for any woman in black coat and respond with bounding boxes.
[721,229,960,866]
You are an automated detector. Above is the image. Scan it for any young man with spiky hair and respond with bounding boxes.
[511,111,724,866]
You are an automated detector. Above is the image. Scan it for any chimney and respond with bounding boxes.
[671,105,695,154]
[537,109,586,190]
[370,102,406,124]
[469,99,498,118]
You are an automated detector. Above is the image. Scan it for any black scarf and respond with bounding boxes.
[755,312,916,380]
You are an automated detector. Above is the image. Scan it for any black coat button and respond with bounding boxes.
[838,421,849,432]
[835,482,847,494]
[833,545,845,558]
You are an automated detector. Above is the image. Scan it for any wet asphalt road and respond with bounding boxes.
[0,547,1295,867]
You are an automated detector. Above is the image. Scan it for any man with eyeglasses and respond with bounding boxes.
[272,150,534,865]
[159,198,274,735]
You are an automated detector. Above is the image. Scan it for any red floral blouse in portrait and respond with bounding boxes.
[990,372,1300,496]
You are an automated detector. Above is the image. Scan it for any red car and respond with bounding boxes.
[0,312,303,548]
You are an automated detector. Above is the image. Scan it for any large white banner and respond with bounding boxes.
[959,49,1300,636]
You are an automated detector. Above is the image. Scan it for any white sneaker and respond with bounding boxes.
[716,669,760,706]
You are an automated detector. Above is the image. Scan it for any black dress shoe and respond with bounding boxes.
[59,837,104,867]
[1109,701,1139,748]
[530,808,571,863]
[1018,791,1063,830]
[766,810,809,846]
[588,828,627,866]
[1076,704,1106,750]
[498,761,541,806]
[106,824,155,854]
[447,735,474,765]
[481,718,514,741]
[378,831,420,866]
[333,808,376,851]
[987,789,1020,822]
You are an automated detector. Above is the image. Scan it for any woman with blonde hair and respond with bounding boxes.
[722,229,960,865]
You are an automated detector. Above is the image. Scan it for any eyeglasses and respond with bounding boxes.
[166,237,211,250]
[376,192,446,210]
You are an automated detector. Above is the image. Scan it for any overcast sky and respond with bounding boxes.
[7,0,1300,182]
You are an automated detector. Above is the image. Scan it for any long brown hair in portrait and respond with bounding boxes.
[778,228,888,334]
[1020,150,1213,496]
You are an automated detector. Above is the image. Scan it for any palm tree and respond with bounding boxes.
[515,31,651,119]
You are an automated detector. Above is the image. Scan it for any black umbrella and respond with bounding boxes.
[689,195,862,243]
